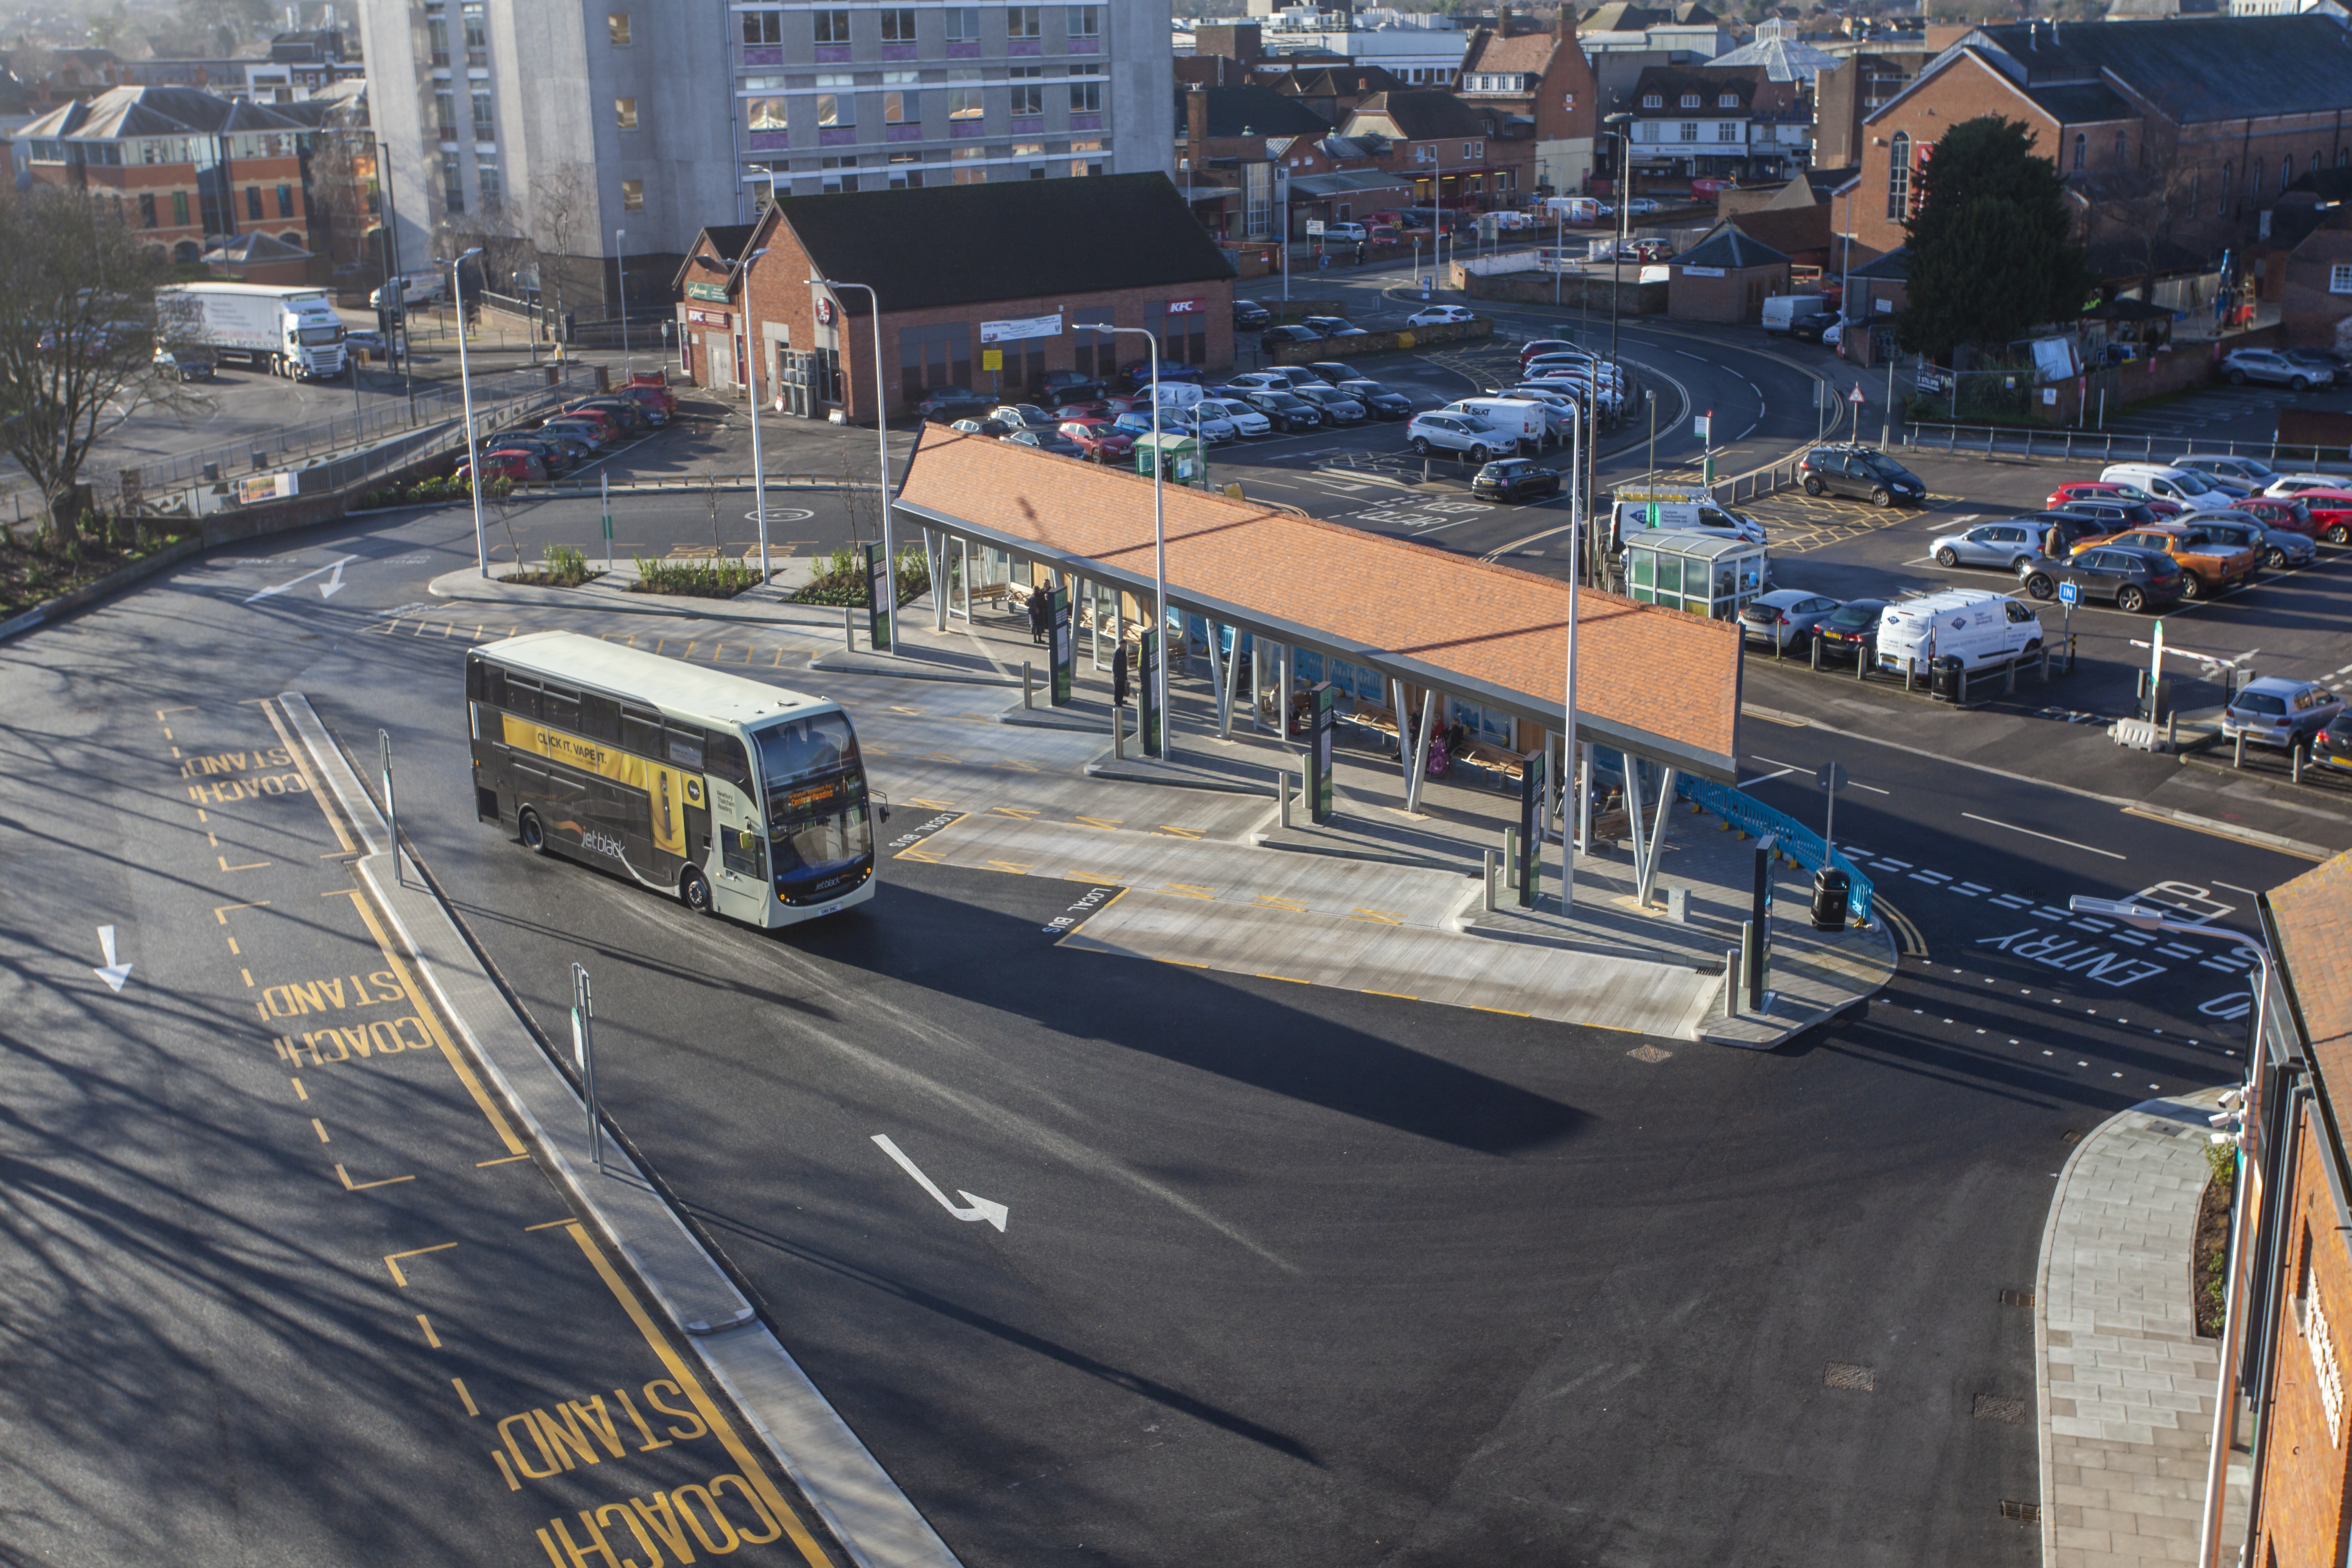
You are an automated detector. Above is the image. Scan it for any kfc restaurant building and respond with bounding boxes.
[671,175,1238,423]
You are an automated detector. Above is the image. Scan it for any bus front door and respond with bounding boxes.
[706,777,769,922]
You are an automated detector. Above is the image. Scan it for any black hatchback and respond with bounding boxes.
[2313,713,2352,776]
[1800,444,1926,506]
[1234,299,1272,331]
[1813,598,1890,661]
[1472,459,1562,504]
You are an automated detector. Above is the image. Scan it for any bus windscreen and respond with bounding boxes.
[752,713,871,899]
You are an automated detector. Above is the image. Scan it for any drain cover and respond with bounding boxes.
[1973,1394,2029,1425]
[2001,1500,2040,1524]
[1823,1363,1876,1392]
[1626,1043,1672,1063]
[1999,1289,2035,1308]
[2061,1130,2084,1143]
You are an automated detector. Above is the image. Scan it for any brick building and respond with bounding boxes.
[1850,16,2352,259]
[673,172,1235,420]
[20,85,320,265]
[1340,88,1535,213]
[1455,7,1602,197]
[1666,222,1790,322]
[1621,65,1758,187]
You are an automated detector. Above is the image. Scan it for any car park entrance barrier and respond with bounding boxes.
[1676,771,1873,925]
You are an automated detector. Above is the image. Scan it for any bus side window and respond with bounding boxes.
[506,676,542,722]
[708,733,751,788]
[620,705,662,757]
[542,683,580,733]
[478,662,505,709]
[580,692,621,743]
[665,723,707,770]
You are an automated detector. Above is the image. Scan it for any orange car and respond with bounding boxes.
[2072,521,2258,599]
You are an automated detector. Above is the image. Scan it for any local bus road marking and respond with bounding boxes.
[1960,812,2125,860]
[91,926,132,993]
[243,554,356,603]
[869,1135,1009,1231]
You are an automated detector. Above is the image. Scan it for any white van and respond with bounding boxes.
[2100,462,2236,510]
[368,273,446,309]
[1445,397,1549,453]
[1761,294,1828,334]
[1874,588,2045,674]
[1150,382,1205,414]
[1613,491,1765,544]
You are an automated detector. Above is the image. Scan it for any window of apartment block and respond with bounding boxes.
[1008,5,1041,36]
[887,151,921,188]
[1678,122,1695,143]
[949,69,983,119]
[277,183,293,216]
[1679,92,1698,108]
[1888,131,1909,219]
[477,158,501,204]
[172,190,189,225]
[2332,264,2352,295]
[818,75,854,126]
[472,88,495,139]
[1010,66,1043,116]
[884,72,917,122]
[434,88,457,137]
[814,9,851,44]
[139,192,156,227]
[1068,64,1101,113]
[426,1,448,66]
[1070,137,1103,177]
[621,177,642,210]
[881,8,916,41]
[1641,93,1661,108]
[748,97,787,133]
[821,155,859,192]
[441,153,463,212]
[608,11,630,44]
[945,6,980,41]
[1716,122,1737,142]
[741,9,780,45]
[616,97,638,130]
[462,0,486,65]
[1068,5,1099,37]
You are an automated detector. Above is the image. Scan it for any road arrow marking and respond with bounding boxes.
[244,555,356,604]
[319,559,348,599]
[870,1134,1008,1231]
[92,925,131,993]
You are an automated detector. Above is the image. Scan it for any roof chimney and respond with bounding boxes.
[1499,4,1513,32]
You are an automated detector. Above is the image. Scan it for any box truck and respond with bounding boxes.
[155,283,347,379]
[1444,397,1550,453]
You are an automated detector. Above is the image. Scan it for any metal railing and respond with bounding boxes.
[1713,456,1803,507]
[1899,420,2352,471]
[1676,771,1874,924]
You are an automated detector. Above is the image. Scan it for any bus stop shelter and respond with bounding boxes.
[888,431,1745,896]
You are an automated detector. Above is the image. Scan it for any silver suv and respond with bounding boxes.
[2222,348,2332,391]
[1407,411,1502,462]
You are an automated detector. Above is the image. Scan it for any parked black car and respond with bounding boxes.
[562,397,648,436]
[1471,458,1562,504]
[2313,712,2352,775]
[1788,311,1840,343]
[494,427,596,466]
[1305,361,1359,384]
[2020,544,2187,613]
[1290,384,1367,425]
[1233,388,1323,432]
[1261,324,1325,353]
[1799,443,1926,506]
[1336,378,1413,419]
[916,385,982,417]
[1037,371,1103,406]
[1812,598,1890,662]
[1233,299,1272,331]
[922,399,997,427]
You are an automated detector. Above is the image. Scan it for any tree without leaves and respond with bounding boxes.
[0,187,175,539]
[1897,116,2097,364]
[534,161,597,344]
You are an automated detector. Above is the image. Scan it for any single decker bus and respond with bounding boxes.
[467,630,884,926]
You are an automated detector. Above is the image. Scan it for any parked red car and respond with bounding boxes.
[614,384,673,424]
[1050,400,1108,421]
[1057,418,1133,460]
[2233,495,2320,537]
[2046,480,2183,518]
[459,448,546,485]
[1519,338,1574,364]
[626,370,677,415]
[2288,490,2352,543]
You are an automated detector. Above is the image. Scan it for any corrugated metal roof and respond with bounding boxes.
[1972,15,2352,124]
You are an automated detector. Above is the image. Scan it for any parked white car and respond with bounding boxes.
[1193,397,1270,437]
[1407,304,1475,327]
[1407,411,1504,461]
[2223,347,2332,390]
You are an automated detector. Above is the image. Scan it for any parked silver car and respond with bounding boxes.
[1737,590,1841,652]
[2175,454,2280,490]
[2223,676,2343,749]
[2222,348,2332,391]
[1932,518,2045,572]
[1406,410,1502,460]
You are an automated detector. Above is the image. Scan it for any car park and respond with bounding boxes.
[1124,358,1204,389]
[612,385,673,425]
[1738,590,1841,652]
[1038,371,1104,406]
[1233,299,1272,331]
[1407,304,1476,327]
[2197,513,2316,570]
[479,433,578,476]
[1292,385,1368,425]
[915,386,984,418]
[2021,544,2184,612]
[1875,588,2045,673]
[2053,497,2163,532]
[1407,411,1502,461]
[949,416,1017,438]
[1224,370,1304,394]
[1234,388,1324,432]
[1003,428,1088,459]
[539,415,615,448]
[1519,338,1574,364]
[2222,677,2343,750]
[1194,397,1271,436]
[2078,522,2258,598]
[566,397,648,435]
[459,448,547,485]
[1335,379,1413,419]
[921,400,997,427]
[1800,444,1926,505]
[1175,403,1239,444]
[987,403,1060,432]
[1813,599,1890,663]
[2233,495,2319,538]
[2097,462,2241,509]
[1470,459,1561,504]
[2223,347,2330,390]
[1304,361,1361,384]
[1787,312,1840,343]
[2047,480,2181,518]
[1932,519,2046,572]
[1057,418,1133,459]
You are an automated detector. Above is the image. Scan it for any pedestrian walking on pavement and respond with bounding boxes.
[1027,583,1049,645]
[1355,240,1367,266]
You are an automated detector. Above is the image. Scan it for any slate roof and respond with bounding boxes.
[21,83,309,141]
[1849,245,1909,279]
[1345,89,1488,140]
[1627,66,1757,116]
[1320,134,1390,161]
[1715,203,1831,255]
[762,175,1234,318]
[1676,222,1792,270]
[2023,80,2135,125]
[1581,3,1671,31]
[1970,16,2352,124]
[1194,83,1330,138]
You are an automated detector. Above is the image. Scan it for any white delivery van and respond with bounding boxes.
[1151,382,1205,414]
[368,273,446,309]
[1446,397,1549,453]
[1543,196,1602,225]
[2099,462,2237,510]
[1760,294,1828,334]
[1613,491,1765,544]
[1874,588,2045,674]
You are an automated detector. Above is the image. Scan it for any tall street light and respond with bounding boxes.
[1107,325,1167,757]
[1560,398,1584,910]
[448,245,489,577]
[808,276,895,655]
[615,227,631,378]
[2066,893,2268,1568]
[1604,112,1633,415]
[736,246,771,583]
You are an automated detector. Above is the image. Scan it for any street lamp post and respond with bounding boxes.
[737,248,772,583]
[809,277,895,655]
[1604,113,1633,424]
[1107,325,1168,758]
[1560,400,1584,909]
[614,227,630,378]
[2065,894,2269,1568]
[449,245,489,578]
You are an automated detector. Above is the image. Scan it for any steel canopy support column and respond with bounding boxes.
[1635,767,1678,908]
[1405,687,1436,814]
[1623,758,1649,897]
[1391,678,1414,798]
[1203,620,1225,738]
[1218,628,1241,738]
[1278,643,1293,743]
[930,529,947,632]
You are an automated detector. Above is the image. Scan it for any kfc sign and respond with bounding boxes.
[815,297,837,326]
[1165,297,1207,314]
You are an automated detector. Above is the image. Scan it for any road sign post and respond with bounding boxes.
[378,728,399,887]
[1048,585,1073,706]
[864,541,892,652]
[1816,760,1846,857]
[599,471,614,572]
[1140,627,1163,756]
[2057,578,2078,672]
[1308,682,1338,823]
[1750,832,1779,1009]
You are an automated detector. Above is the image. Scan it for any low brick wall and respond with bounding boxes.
[1265,317,1493,365]
[1460,269,1667,314]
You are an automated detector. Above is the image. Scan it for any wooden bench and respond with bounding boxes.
[1458,740,1525,790]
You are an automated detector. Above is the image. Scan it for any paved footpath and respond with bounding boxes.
[2038,1088,2251,1566]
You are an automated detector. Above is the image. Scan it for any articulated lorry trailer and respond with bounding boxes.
[155,283,347,379]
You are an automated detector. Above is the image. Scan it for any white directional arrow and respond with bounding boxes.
[870,1134,1008,1232]
[243,554,356,604]
[92,925,131,993]
[318,559,348,599]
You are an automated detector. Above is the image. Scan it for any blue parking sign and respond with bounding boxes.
[2057,580,2080,605]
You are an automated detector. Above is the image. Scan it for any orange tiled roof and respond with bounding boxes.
[895,432,1743,776]
[2270,849,2352,1095]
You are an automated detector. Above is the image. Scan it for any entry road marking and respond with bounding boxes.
[381,1242,456,1287]
[1960,811,2126,860]
[871,1134,1010,1231]
[336,1163,415,1192]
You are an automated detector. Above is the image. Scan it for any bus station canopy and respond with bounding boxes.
[892,432,1744,780]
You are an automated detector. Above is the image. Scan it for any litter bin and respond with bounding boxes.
[1810,866,1850,932]
[1930,654,1964,701]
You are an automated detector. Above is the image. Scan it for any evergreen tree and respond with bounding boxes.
[1896,116,2097,364]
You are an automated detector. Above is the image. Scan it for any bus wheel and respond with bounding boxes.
[518,807,547,853]
[680,868,713,915]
